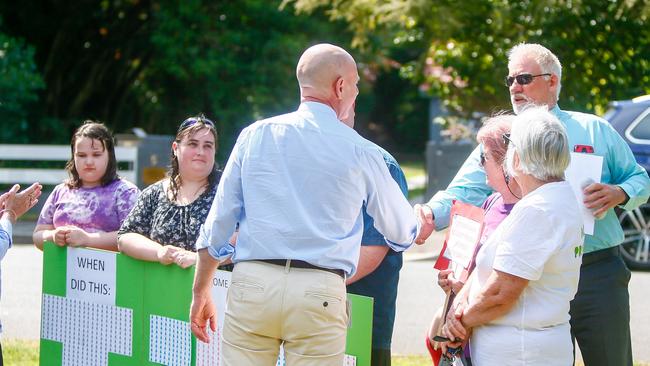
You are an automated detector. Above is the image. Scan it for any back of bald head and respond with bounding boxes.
[296,44,356,94]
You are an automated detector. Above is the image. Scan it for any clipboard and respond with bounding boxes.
[432,200,485,349]
[434,200,485,283]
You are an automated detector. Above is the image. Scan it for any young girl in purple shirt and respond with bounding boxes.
[33,121,139,251]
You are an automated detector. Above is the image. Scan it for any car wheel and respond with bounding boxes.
[618,203,650,270]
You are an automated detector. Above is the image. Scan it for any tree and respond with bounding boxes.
[286,0,650,118]
[0,24,45,143]
[0,0,350,157]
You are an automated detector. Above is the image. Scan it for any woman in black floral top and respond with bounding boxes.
[118,115,231,269]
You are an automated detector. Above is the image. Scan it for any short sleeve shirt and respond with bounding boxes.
[470,181,584,329]
[118,180,218,251]
[37,179,139,232]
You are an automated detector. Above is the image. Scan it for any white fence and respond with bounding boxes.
[0,144,138,186]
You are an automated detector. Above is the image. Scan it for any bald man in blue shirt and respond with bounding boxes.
[191,43,422,366]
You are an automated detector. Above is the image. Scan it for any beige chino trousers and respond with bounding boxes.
[222,260,348,366]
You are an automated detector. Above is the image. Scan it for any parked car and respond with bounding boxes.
[604,95,650,269]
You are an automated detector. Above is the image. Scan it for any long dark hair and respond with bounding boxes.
[167,114,220,201]
[65,121,118,188]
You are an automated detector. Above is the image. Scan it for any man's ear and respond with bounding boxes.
[549,73,559,91]
[334,76,344,100]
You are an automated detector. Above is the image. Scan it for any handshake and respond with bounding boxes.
[414,203,436,245]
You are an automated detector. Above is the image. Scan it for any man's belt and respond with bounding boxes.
[582,246,620,267]
[258,259,345,279]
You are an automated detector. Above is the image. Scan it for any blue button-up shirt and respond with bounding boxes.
[427,105,650,253]
[196,102,419,276]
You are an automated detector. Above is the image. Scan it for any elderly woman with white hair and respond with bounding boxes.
[441,107,584,365]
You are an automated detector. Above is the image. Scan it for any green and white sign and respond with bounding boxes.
[40,243,373,365]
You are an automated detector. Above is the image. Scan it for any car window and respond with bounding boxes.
[628,108,650,142]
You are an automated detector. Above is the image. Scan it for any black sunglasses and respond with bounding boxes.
[479,151,487,167]
[505,73,551,87]
[179,115,215,131]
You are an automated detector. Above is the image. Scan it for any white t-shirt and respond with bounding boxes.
[469,181,584,365]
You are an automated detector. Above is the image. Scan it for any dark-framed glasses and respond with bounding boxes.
[178,115,215,131]
[505,73,551,87]
[502,133,514,147]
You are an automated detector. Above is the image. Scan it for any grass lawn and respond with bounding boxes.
[6,340,648,366]
[400,160,426,181]
[391,356,650,366]
[4,339,39,365]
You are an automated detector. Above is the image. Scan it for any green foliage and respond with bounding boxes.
[0,26,44,143]
[0,1,350,156]
[138,0,350,157]
[287,0,650,117]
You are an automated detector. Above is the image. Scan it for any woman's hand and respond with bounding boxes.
[157,245,182,265]
[65,227,90,247]
[14,183,42,217]
[437,269,463,294]
[52,227,70,246]
[1,183,42,223]
[172,250,197,269]
[442,301,469,343]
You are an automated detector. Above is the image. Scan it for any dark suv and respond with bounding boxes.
[604,95,650,269]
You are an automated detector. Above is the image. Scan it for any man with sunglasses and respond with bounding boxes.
[415,43,649,366]
[190,43,422,366]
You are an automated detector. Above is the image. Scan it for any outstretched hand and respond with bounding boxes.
[414,203,435,244]
[1,183,42,222]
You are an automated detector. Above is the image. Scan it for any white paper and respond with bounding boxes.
[565,152,603,235]
[445,214,482,276]
[66,247,117,306]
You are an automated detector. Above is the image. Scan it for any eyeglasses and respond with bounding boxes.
[502,133,514,147]
[178,115,215,131]
[505,73,551,87]
[479,152,487,167]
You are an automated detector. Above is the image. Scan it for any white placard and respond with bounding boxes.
[196,270,231,366]
[565,152,603,235]
[150,315,192,366]
[66,247,117,306]
[445,215,482,269]
[41,294,132,366]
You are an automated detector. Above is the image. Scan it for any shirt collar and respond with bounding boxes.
[298,101,338,120]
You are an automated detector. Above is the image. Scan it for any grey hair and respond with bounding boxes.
[505,106,570,181]
[508,43,562,100]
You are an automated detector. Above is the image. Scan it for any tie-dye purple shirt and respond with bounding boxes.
[37,179,139,232]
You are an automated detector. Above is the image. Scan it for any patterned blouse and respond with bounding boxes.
[118,180,217,251]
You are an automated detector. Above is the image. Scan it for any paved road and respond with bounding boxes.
[2,244,649,362]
